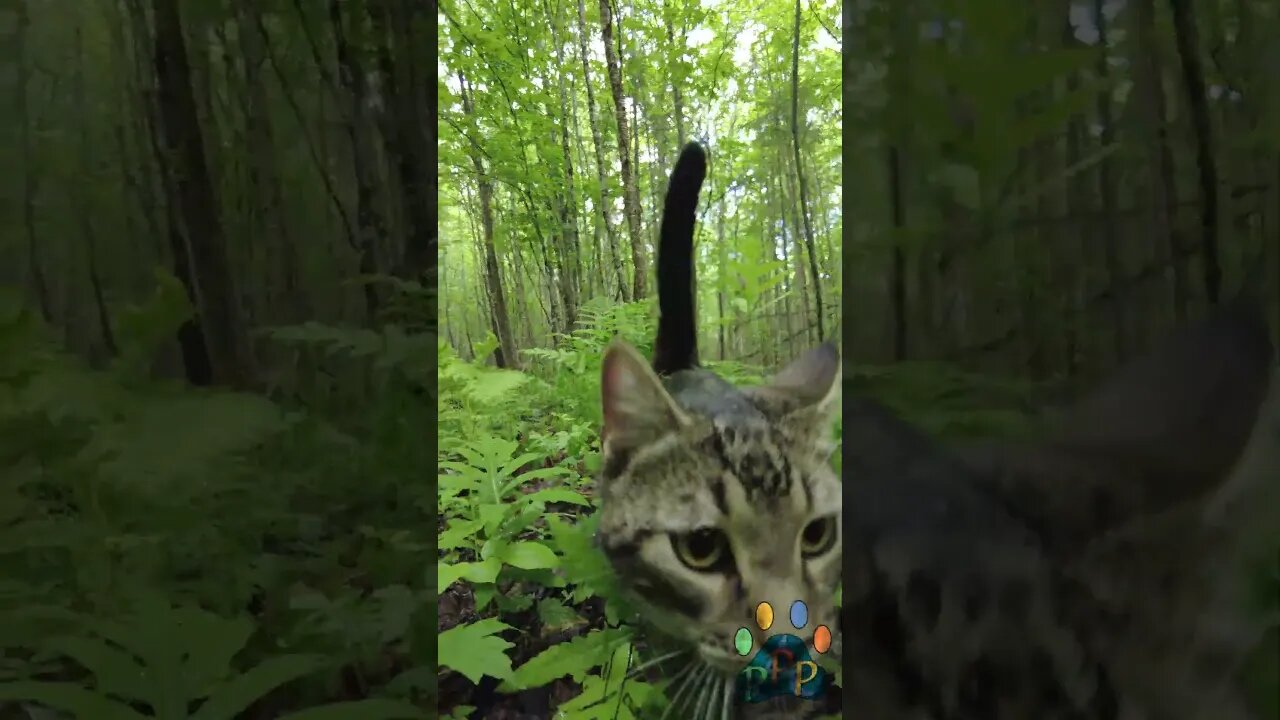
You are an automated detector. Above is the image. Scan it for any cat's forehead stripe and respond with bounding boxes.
[711,419,796,500]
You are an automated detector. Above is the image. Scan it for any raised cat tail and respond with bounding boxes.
[652,142,707,377]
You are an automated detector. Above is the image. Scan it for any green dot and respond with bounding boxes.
[733,627,752,656]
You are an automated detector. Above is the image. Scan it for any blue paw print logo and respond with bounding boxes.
[733,600,832,703]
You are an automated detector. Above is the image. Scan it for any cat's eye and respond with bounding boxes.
[800,516,837,557]
[672,528,729,571]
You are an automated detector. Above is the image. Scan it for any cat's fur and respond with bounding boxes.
[597,142,1278,719]
[597,142,843,718]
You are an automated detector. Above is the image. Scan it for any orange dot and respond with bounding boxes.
[755,602,774,631]
[813,624,831,654]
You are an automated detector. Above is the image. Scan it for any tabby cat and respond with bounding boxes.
[838,290,1279,719]
[596,142,843,719]
[597,142,1279,719]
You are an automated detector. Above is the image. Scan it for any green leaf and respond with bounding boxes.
[478,503,507,534]
[41,636,150,705]
[522,486,591,504]
[0,682,148,720]
[535,598,581,630]
[438,558,502,592]
[439,519,484,550]
[176,612,256,695]
[555,643,660,720]
[275,699,429,720]
[499,541,559,570]
[498,452,548,480]
[500,629,625,691]
[438,618,514,683]
[190,654,325,720]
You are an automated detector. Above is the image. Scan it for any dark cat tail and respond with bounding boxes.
[653,142,707,377]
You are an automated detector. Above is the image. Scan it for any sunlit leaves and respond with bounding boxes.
[437,618,516,684]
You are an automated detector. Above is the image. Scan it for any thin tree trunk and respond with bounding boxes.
[458,74,518,367]
[16,0,52,323]
[782,148,813,346]
[1061,9,1089,377]
[1093,0,1128,361]
[575,0,628,302]
[790,0,825,341]
[238,3,305,322]
[774,183,797,360]
[597,0,647,299]
[716,195,727,360]
[1134,0,1187,322]
[1169,0,1222,304]
[106,1,164,294]
[888,146,908,361]
[568,74,603,300]
[74,26,119,358]
[662,0,686,147]
[553,7,581,330]
[151,0,253,387]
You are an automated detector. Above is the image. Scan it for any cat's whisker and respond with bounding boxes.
[719,673,733,720]
[658,661,705,720]
[622,648,688,681]
[690,664,722,720]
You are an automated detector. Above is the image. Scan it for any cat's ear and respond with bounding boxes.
[601,339,690,465]
[764,342,841,438]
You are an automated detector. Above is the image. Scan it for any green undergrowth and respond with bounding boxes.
[3,278,1272,719]
[0,278,435,720]
[435,299,1064,719]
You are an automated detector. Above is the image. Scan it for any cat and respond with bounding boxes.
[596,142,843,719]
[837,295,1278,719]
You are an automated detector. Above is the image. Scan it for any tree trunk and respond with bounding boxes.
[574,0,628,302]
[75,26,119,359]
[151,0,253,387]
[237,2,305,323]
[888,146,908,361]
[1093,0,1128,361]
[459,73,519,368]
[781,146,812,346]
[716,194,728,360]
[16,0,52,323]
[1168,0,1222,304]
[329,0,386,324]
[662,0,686,147]
[554,11,581,330]
[1133,0,1187,322]
[1061,9,1088,377]
[371,0,435,285]
[568,74,603,301]
[125,0,212,383]
[597,0,648,299]
[790,0,825,341]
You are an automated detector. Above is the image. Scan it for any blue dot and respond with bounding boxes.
[790,600,808,629]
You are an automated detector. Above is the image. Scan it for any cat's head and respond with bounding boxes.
[595,339,842,672]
